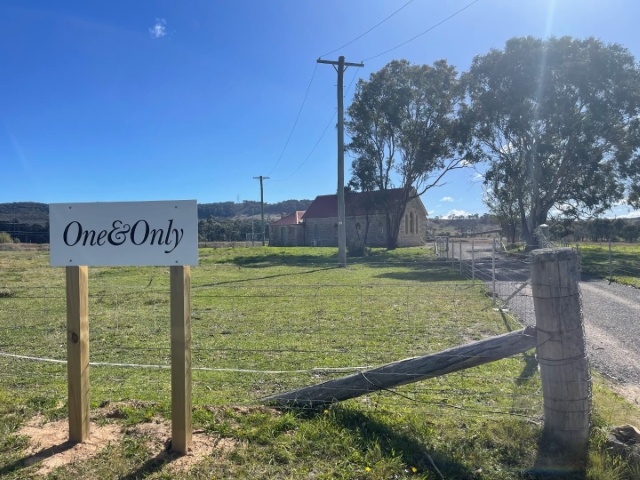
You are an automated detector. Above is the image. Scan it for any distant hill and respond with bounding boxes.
[197,199,312,220]
[0,202,49,225]
[0,200,313,225]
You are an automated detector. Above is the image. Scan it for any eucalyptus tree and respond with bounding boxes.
[484,182,521,245]
[465,36,640,248]
[346,59,470,248]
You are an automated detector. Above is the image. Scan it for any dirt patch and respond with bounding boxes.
[607,383,640,406]
[15,406,234,476]
[123,418,235,473]
[18,416,122,476]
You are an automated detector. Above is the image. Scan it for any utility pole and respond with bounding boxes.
[253,175,270,246]
[317,56,364,267]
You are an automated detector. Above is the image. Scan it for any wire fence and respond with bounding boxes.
[0,248,543,424]
[438,238,534,328]
[576,241,640,286]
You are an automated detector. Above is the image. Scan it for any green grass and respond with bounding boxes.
[0,246,639,478]
[577,243,640,287]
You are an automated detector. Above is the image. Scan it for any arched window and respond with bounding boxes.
[410,211,414,234]
[405,214,409,234]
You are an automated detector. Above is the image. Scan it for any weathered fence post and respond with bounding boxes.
[491,236,496,305]
[471,240,475,280]
[263,327,538,408]
[170,265,192,454]
[608,240,613,283]
[451,239,455,267]
[531,248,590,469]
[459,241,463,275]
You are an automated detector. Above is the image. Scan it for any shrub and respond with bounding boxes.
[0,232,14,244]
[347,241,370,257]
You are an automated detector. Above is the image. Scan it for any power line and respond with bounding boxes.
[273,63,362,183]
[266,63,318,177]
[319,0,416,59]
[272,111,336,182]
[317,56,364,268]
[270,0,481,183]
[253,175,270,246]
[363,0,482,62]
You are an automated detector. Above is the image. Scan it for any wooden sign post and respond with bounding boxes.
[66,265,90,443]
[170,265,192,453]
[51,200,198,454]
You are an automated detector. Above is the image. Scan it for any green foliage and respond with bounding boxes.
[0,202,48,223]
[197,199,312,220]
[0,231,13,243]
[347,59,471,248]
[0,221,48,243]
[198,217,263,242]
[346,240,370,257]
[466,36,640,247]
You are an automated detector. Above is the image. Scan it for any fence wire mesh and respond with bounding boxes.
[0,248,543,423]
[447,238,534,327]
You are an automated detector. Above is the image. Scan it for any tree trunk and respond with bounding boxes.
[386,213,398,249]
[522,210,550,251]
[521,219,535,250]
[385,188,411,249]
[362,215,371,245]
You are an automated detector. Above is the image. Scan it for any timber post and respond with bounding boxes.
[262,326,537,409]
[491,236,496,305]
[66,265,90,443]
[471,240,475,280]
[170,265,192,454]
[530,248,590,467]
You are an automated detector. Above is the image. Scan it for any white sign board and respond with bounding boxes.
[50,200,198,266]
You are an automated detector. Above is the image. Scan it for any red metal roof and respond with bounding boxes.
[302,189,412,219]
[270,211,305,226]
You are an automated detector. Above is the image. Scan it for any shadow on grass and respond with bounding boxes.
[0,439,187,479]
[579,246,640,285]
[0,440,76,477]
[203,250,340,268]
[195,266,339,287]
[373,265,463,283]
[119,445,184,480]
[200,247,436,269]
[516,352,539,386]
[526,434,587,480]
[318,407,476,479]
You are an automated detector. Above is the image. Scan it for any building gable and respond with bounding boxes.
[302,188,425,220]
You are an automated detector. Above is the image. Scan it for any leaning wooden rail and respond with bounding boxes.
[262,325,539,409]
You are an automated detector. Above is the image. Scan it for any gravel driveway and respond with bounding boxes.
[454,241,640,404]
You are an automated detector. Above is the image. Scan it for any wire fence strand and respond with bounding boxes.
[1,247,544,421]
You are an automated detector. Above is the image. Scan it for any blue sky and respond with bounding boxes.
[2,0,640,218]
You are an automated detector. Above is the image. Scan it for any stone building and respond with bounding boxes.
[268,211,306,247]
[268,189,427,247]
